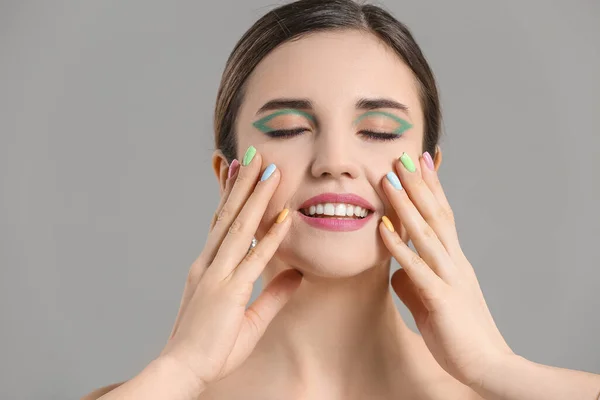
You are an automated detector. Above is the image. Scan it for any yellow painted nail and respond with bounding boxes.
[276,208,289,223]
[381,216,395,232]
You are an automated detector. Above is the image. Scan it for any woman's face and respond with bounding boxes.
[229,30,425,277]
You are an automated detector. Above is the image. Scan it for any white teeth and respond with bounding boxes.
[334,204,346,216]
[302,203,371,218]
[324,203,335,216]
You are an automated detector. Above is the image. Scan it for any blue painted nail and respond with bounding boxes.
[260,163,277,181]
[386,171,403,190]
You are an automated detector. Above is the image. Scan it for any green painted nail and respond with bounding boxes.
[242,146,256,166]
[399,152,416,173]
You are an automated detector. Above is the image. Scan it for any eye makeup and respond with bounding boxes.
[252,108,412,141]
[252,108,315,133]
[353,111,412,135]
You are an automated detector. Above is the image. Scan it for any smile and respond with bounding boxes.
[299,203,370,219]
[297,192,375,232]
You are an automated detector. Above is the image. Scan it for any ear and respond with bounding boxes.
[212,149,230,196]
[434,145,442,171]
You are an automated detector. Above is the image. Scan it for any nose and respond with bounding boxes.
[310,128,361,179]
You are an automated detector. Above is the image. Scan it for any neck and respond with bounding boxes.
[251,259,421,394]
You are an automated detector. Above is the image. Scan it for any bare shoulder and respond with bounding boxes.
[80,381,126,400]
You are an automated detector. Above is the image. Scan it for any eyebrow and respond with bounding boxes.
[255,97,410,115]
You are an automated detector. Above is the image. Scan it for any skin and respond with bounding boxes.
[84,27,600,400]
[204,30,482,399]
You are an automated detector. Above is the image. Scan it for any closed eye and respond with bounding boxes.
[263,128,308,138]
[359,130,402,142]
[264,128,402,141]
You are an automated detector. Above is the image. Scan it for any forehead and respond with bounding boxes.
[241,30,421,114]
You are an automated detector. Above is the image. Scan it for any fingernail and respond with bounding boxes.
[423,151,434,171]
[399,152,416,173]
[381,216,395,232]
[434,145,442,170]
[260,163,277,181]
[386,171,403,190]
[276,208,289,223]
[228,159,240,179]
[242,145,256,166]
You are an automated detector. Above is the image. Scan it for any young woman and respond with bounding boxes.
[84,1,600,399]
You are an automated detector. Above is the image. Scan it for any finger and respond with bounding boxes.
[417,152,463,260]
[241,268,303,347]
[170,155,256,338]
[378,217,447,309]
[383,167,457,284]
[207,162,281,282]
[209,158,240,231]
[204,151,263,268]
[394,152,462,261]
[232,208,291,284]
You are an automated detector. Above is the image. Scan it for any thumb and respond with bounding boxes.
[243,269,303,343]
[391,268,427,321]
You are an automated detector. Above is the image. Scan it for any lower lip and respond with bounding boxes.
[297,210,374,232]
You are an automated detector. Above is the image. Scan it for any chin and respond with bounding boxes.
[275,230,391,279]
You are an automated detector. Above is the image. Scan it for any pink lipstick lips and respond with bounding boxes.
[297,192,375,232]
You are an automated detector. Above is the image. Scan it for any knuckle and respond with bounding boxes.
[234,171,247,185]
[216,206,230,223]
[185,260,205,286]
[245,246,262,263]
[393,234,404,247]
[228,218,243,234]
[437,206,455,223]
[263,226,279,241]
[410,253,425,267]
[422,224,438,240]
[229,282,253,307]
[186,269,202,287]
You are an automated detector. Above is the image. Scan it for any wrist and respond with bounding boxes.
[467,352,526,395]
[154,354,208,396]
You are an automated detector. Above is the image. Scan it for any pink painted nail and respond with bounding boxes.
[423,151,435,171]
[228,159,240,179]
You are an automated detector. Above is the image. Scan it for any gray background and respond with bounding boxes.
[1,1,599,399]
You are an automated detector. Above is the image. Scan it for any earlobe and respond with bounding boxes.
[212,150,229,195]
[434,145,442,171]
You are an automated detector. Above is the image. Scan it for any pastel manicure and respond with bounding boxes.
[423,151,435,171]
[386,171,403,190]
[260,163,277,181]
[276,208,289,223]
[381,216,395,232]
[399,152,416,173]
[228,159,240,179]
[242,145,256,166]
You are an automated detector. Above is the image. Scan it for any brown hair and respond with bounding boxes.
[214,0,441,162]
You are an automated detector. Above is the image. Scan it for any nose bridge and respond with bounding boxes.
[310,120,360,179]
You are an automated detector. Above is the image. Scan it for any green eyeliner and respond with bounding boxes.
[354,111,413,135]
[253,108,315,132]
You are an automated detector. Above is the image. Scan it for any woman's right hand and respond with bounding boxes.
[157,148,302,391]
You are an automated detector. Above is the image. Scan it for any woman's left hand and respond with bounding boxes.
[378,149,515,388]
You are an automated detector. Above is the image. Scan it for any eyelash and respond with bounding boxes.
[264,128,401,141]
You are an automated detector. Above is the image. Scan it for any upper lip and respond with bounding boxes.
[298,192,375,211]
